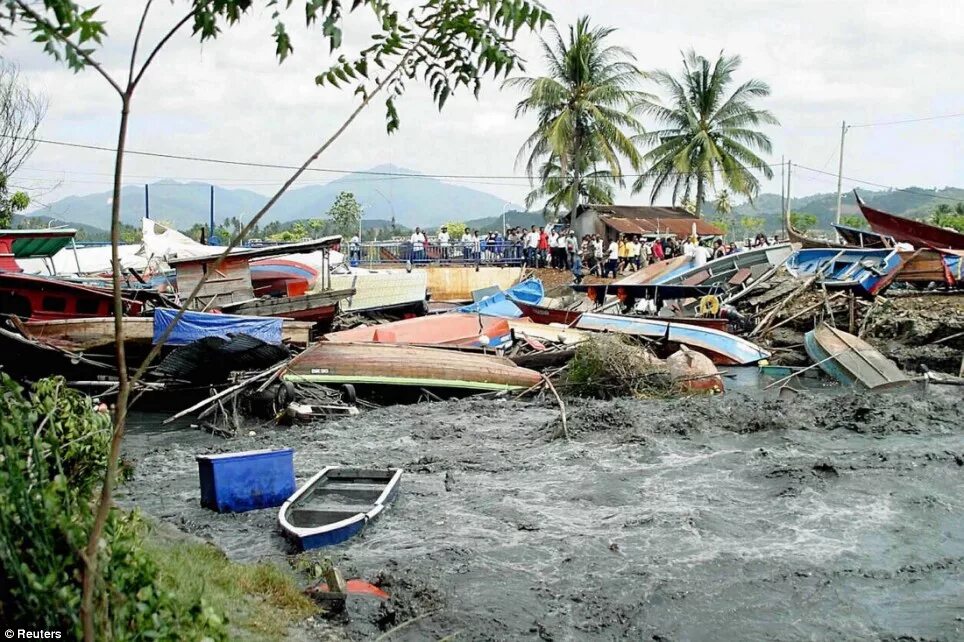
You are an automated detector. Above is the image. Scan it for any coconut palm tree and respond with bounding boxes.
[632,50,778,216]
[525,153,617,217]
[505,16,649,217]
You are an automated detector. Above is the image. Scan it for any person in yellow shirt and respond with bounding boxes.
[617,235,628,273]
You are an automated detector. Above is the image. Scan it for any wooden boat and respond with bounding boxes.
[666,346,723,393]
[323,312,512,348]
[283,342,543,392]
[857,191,964,250]
[832,224,889,248]
[576,312,770,366]
[804,323,910,390]
[659,244,794,290]
[0,272,143,321]
[19,315,315,351]
[507,319,589,346]
[513,299,585,325]
[221,288,354,326]
[614,255,694,285]
[279,467,402,550]
[785,248,903,297]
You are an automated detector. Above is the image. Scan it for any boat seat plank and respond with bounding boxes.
[682,270,710,285]
[321,482,388,492]
[728,268,752,286]
[293,504,374,515]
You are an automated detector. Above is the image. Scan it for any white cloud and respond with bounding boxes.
[4,0,962,211]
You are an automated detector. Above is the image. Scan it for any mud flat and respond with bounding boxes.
[120,388,964,640]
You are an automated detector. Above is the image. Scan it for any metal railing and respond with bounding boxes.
[345,240,537,267]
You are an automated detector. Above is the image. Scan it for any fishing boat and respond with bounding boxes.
[832,224,889,248]
[785,248,903,297]
[513,298,585,325]
[283,342,543,393]
[658,243,795,290]
[857,191,964,250]
[575,312,770,366]
[614,255,694,285]
[279,467,402,550]
[804,323,910,390]
[323,312,513,348]
[0,272,144,321]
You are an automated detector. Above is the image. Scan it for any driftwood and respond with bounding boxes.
[749,275,818,337]
[163,362,287,424]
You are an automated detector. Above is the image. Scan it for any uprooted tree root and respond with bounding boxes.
[562,334,680,399]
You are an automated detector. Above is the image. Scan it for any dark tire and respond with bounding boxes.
[340,384,357,404]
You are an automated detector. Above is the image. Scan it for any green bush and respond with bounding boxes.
[0,375,228,640]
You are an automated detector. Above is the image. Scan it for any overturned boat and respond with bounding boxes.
[576,312,770,366]
[283,342,543,393]
[785,248,903,297]
[804,323,910,390]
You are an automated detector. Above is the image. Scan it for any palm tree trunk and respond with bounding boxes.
[695,175,704,218]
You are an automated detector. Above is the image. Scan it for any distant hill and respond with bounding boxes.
[32,164,521,231]
[732,186,964,232]
[12,213,114,241]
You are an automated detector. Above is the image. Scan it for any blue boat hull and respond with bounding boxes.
[786,249,902,297]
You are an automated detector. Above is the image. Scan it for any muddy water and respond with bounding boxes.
[119,387,964,641]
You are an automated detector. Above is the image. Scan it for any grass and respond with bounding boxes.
[144,523,317,641]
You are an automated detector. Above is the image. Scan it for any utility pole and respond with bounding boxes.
[780,156,786,239]
[209,185,215,245]
[835,120,848,230]
[144,184,150,219]
[786,160,792,235]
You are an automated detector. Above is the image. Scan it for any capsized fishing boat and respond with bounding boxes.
[614,255,695,285]
[785,248,903,297]
[283,342,543,392]
[279,467,402,550]
[576,312,770,366]
[323,312,512,349]
[857,191,964,250]
[457,278,544,318]
[659,243,795,290]
[804,323,910,390]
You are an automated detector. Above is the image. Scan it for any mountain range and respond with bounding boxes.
[27,162,963,237]
[33,164,519,231]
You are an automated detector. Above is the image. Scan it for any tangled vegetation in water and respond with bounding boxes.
[564,334,678,399]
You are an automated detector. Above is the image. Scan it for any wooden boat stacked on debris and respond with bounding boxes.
[804,323,911,390]
[323,312,512,349]
[785,248,903,297]
[279,467,402,550]
[283,342,543,393]
[575,312,770,365]
[857,191,964,250]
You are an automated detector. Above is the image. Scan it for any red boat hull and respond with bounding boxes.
[858,197,964,250]
[514,300,583,326]
[0,272,143,321]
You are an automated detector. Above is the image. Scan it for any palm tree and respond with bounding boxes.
[525,153,617,217]
[632,50,778,216]
[504,17,649,217]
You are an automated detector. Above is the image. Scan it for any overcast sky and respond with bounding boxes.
[4,0,963,215]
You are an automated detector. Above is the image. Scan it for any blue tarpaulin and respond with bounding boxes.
[153,308,284,346]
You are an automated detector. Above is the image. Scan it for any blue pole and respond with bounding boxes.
[144,184,150,219]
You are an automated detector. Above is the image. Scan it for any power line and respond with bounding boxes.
[848,111,964,128]
[1,133,785,180]
[793,163,963,202]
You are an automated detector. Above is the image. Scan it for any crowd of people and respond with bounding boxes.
[397,225,783,279]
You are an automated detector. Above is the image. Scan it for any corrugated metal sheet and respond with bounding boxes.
[602,216,723,237]
[589,205,694,220]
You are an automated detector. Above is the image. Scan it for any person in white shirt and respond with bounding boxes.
[682,237,696,258]
[606,239,619,278]
[348,234,361,263]
[693,241,711,267]
[461,229,472,261]
[525,225,539,267]
[410,227,426,263]
[437,226,450,260]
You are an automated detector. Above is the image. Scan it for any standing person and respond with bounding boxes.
[617,235,629,273]
[682,235,696,260]
[642,238,653,266]
[652,237,665,262]
[547,227,559,268]
[437,226,450,260]
[593,235,604,275]
[693,240,711,267]
[348,233,361,264]
[632,236,643,271]
[472,229,482,263]
[537,226,550,268]
[571,241,584,285]
[410,227,426,263]
[525,225,539,267]
[606,237,619,278]
[712,238,726,259]
[565,230,578,270]
[461,227,472,262]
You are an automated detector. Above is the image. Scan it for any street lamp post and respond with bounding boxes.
[502,202,511,236]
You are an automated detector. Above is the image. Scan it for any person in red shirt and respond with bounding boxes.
[652,238,665,261]
[537,227,549,268]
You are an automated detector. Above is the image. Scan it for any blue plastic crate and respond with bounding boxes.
[197,448,295,513]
